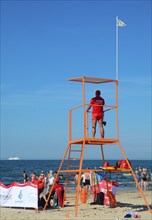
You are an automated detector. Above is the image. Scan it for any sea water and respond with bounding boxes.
[0,160,151,190]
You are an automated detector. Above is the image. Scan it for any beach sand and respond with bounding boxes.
[1,189,152,220]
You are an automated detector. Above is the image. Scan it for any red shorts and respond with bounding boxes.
[92,113,103,121]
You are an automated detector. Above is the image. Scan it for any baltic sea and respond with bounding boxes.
[0,160,152,190]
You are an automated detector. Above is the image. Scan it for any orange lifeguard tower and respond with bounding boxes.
[43,76,151,216]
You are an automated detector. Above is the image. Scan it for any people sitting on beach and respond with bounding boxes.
[23,171,28,183]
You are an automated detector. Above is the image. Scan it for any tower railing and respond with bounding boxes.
[68,104,118,141]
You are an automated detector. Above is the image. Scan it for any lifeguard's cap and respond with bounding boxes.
[96,90,101,95]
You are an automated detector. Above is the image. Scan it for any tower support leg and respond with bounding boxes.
[118,141,152,214]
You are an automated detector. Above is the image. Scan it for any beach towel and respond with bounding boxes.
[90,171,107,194]
[90,172,100,194]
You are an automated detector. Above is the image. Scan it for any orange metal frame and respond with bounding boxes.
[43,76,152,216]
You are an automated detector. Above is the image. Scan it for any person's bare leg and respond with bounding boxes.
[99,119,104,138]
[92,120,97,137]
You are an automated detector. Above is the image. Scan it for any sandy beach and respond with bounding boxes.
[0,189,152,220]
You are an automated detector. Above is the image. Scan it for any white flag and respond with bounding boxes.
[117,19,126,27]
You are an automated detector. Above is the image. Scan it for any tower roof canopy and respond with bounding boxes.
[68,76,117,84]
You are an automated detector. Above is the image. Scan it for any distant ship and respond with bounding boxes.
[8,157,20,160]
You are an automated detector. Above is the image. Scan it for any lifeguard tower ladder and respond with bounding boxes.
[43,76,151,216]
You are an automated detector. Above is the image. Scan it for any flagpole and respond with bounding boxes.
[116,16,119,81]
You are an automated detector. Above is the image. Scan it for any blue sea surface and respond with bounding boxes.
[0,160,152,190]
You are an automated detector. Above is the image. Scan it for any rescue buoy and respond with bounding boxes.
[80,187,87,203]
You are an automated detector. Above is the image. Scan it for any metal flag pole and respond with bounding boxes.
[115,16,126,80]
[116,16,119,81]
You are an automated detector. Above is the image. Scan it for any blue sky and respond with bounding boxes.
[1,0,151,160]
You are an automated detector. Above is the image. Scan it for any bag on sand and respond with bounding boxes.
[90,192,104,205]
[105,179,117,208]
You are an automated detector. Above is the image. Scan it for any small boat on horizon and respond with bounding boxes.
[8,157,20,160]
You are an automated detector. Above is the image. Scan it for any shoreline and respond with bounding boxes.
[1,189,152,220]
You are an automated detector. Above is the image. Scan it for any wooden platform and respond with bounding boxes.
[69,137,119,145]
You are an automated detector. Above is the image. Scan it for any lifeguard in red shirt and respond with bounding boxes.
[86,90,105,138]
